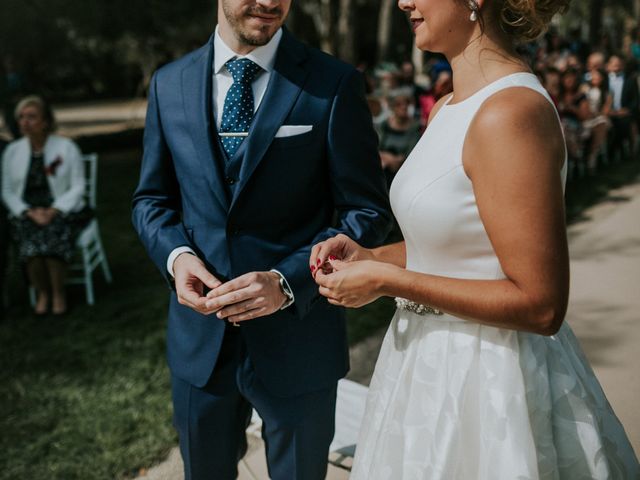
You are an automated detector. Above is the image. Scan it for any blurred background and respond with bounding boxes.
[1,1,639,479]
[0,0,637,102]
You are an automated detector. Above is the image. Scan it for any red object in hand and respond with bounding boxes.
[45,156,63,176]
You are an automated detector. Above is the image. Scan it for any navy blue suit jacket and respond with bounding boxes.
[132,30,391,397]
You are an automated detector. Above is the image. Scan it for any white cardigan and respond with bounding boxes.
[1,135,86,217]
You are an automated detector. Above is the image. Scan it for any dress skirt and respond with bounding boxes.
[10,208,93,263]
[350,310,639,480]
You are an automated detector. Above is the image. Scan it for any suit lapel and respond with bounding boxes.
[230,31,309,209]
[181,37,230,211]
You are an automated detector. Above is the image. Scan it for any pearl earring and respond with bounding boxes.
[468,0,478,21]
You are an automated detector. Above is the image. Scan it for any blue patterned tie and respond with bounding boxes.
[220,58,262,158]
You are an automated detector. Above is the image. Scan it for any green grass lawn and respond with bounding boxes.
[0,149,176,479]
[0,146,638,479]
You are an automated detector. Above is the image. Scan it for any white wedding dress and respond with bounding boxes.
[351,73,639,480]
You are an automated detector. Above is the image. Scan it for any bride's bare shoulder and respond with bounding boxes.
[464,87,565,177]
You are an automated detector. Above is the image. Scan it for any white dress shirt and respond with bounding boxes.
[609,72,624,111]
[212,26,282,128]
[168,27,283,276]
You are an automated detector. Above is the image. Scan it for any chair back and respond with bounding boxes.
[83,153,98,209]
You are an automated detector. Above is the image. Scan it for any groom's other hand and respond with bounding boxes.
[205,272,287,323]
[174,253,223,314]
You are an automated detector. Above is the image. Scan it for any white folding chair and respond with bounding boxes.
[29,153,112,306]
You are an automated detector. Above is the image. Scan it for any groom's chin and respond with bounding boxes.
[238,17,283,45]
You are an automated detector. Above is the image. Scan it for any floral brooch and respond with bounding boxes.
[45,156,63,176]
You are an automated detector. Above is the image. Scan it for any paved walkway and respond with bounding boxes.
[135,176,640,479]
[563,179,640,450]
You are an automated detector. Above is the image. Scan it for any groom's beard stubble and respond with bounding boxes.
[222,2,286,47]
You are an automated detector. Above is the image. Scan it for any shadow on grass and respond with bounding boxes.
[1,149,176,479]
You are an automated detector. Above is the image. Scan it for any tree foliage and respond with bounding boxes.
[0,0,635,101]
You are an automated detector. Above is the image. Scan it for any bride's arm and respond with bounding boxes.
[317,88,569,336]
[310,235,406,270]
[371,242,406,267]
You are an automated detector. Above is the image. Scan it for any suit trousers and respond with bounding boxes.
[171,324,338,480]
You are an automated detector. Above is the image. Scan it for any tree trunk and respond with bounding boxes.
[337,0,356,63]
[377,0,395,63]
[589,0,604,46]
[319,0,336,54]
[300,0,336,54]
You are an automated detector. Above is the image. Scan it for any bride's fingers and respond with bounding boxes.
[309,242,323,273]
[318,285,335,298]
[319,286,341,305]
[328,259,347,271]
[316,239,342,264]
[314,269,328,285]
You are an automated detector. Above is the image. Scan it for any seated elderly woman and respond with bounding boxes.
[1,96,92,315]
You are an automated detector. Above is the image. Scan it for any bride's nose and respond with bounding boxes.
[398,0,415,12]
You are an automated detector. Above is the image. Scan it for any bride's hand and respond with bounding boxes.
[314,259,390,308]
[310,234,374,276]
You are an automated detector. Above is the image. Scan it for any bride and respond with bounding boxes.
[311,0,640,478]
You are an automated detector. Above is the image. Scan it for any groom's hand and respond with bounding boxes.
[174,253,223,314]
[205,271,287,323]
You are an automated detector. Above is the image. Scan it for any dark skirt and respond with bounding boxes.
[10,208,94,263]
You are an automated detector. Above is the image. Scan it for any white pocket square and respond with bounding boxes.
[275,125,313,138]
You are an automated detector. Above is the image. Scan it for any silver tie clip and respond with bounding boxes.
[219,132,249,138]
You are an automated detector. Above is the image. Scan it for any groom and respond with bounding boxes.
[132,0,391,478]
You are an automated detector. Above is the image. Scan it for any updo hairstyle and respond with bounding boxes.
[497,0,571,44]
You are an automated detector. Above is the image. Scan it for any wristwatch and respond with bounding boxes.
[271,270,294,310]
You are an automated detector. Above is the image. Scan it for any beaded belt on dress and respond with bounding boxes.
[395,297,444,316]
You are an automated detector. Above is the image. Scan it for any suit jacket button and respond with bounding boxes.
[226,177,236,185]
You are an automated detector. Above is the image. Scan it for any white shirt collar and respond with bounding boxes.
[213,26,282,75]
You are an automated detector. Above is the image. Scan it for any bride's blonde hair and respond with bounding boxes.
[497,0,571,44]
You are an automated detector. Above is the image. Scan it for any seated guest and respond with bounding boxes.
[1,96,92,315]
[585,51,606,81]
[607,54,639,159]
[581,68,612,173]
[557,68,591,165]
[378,90,421,186]
[631,28,640,61]
[542,67,561,105]
[418,70,453,130]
